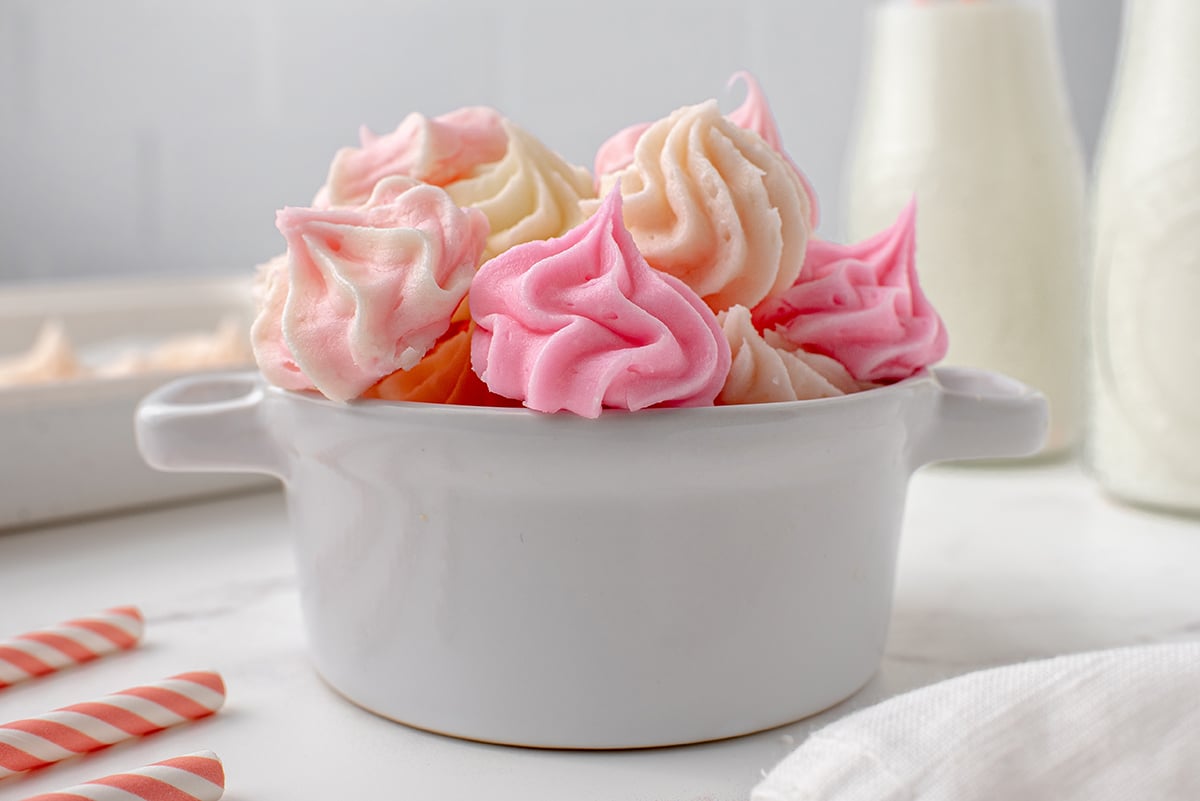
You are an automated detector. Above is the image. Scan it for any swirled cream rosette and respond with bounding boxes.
[598,100,813,313]
[446,120,596,260]
[252,176,489,402]
[316,106,508,208]
[717,305,861,404]
[753,201,947,384]
[594,73,819,225]
[315,110,594,263]
[470,187,730,418]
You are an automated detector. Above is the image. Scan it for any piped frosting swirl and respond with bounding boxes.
[254,176,489,402]
[470,186,731,417]
[752,200,948,383]
[593,73,818,226]
[316,107,508,208]
[717,305,860,404]
[446,120,596,260]
[599,99,813,312]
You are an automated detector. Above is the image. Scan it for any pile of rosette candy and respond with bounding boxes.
[252,74,948,417]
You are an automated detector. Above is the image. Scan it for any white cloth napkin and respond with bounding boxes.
[753,642,1200,801]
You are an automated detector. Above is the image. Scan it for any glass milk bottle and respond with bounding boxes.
[844,0,1086,456]
[1090,0,1200,514]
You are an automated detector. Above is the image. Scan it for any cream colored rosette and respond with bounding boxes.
[446,120,595,260]
[717,305,861,404]
[599,100,812,312]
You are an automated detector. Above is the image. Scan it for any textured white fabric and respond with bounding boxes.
[753,642,1200,801]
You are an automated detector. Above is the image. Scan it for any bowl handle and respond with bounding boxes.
[135,371,286,479]
[909,366,1049,468]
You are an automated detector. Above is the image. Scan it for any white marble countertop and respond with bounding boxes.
[1,461,1197,800]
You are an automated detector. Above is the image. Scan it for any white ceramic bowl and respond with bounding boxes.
[136,366,1046,748]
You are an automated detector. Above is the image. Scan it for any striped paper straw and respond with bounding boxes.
[19,750,225,801]
[0,608,144,690]
[0,671,226,780]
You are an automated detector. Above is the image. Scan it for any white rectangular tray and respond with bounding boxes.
[0,275,276,531]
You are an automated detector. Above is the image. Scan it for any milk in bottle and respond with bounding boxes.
[1090,0,1200,514]
[845,0,1086,455]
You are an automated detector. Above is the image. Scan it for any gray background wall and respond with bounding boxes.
[0,0,1122,284]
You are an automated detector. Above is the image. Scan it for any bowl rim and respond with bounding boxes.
[261,369,935,421]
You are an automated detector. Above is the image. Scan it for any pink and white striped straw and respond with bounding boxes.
[0,671,226,780]
[0,608,144,690]
[19,750,225,801]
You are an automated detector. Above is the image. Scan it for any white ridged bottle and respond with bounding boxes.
[1089,0,1200,514]
[844,0,1086,456]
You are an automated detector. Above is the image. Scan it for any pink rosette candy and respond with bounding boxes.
[470,186,731,418]
[262,176,489,402]
[317,106,508,207]
[593,73,818,225]
[752,200,948,383]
